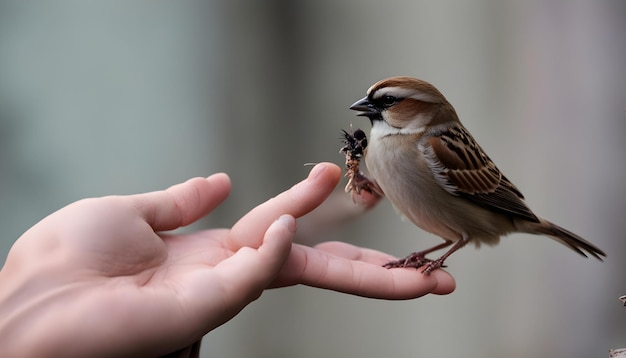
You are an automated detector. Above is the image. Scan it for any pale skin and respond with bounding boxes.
[0,163,455,357]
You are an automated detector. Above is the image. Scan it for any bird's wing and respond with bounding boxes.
[422,125,539,222]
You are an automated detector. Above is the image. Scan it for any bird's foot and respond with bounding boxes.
[383,252,433,269]
[383,252,446,275]
[421,258,446,275]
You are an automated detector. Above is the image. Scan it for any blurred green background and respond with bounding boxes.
[1,1,625,357]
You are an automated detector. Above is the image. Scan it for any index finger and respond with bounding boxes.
[227,163,342,251]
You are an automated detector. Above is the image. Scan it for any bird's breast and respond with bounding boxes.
[365,128,509,244]
[365,131,463,239]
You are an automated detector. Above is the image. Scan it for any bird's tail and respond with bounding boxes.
[519,219,606,260]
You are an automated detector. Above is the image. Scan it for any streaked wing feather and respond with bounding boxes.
[469,188,538,222]
[423,126,538,222]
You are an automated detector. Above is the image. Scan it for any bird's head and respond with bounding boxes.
[350,76,456,134]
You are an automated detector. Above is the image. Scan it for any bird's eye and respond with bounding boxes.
[381,95,397,106]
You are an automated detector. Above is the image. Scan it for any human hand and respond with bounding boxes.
[0,163,455,357]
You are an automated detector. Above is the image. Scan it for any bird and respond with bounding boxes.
[347,76,605,274]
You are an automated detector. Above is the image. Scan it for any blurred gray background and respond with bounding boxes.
[1,1,625,357]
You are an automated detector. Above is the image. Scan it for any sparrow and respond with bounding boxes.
[347,76,605,274]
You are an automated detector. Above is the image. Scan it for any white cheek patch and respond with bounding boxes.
[370,121,397,139]
[402,112,430,133]
[371,120,426,138]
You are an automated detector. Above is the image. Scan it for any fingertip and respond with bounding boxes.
[207,172,232,187]
[430,269,456,295]
[307,162,341,183]
[263,215,296,252]
[276,214,297,234]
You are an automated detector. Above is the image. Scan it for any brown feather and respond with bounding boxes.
[425,125,538,222]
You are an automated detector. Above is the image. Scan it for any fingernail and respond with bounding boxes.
[278,214,296,233]
[308,163,326,181]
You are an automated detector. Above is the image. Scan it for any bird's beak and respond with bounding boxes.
[349,97,381,121]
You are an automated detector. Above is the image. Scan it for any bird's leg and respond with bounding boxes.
[383,234,472,274]
[383,240,454,269]
[421,235,471,275]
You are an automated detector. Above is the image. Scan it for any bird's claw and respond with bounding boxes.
[383,252,432,268]
[383,252,447,275]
